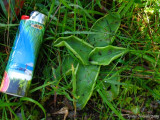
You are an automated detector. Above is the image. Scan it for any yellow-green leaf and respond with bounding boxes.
[89,45,127,65]
[54,35,93,65]
[87,12,121,47]
[76,64,100,109]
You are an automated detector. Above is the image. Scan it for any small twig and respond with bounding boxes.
[119,108,134,114]
[46,5,61,29]
[6,0,11,58]
[154,50,160,68]
[54,91,57,107]
[51,67,58,107]
[74,100,77,120]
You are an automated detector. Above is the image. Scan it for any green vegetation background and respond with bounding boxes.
[0,0,160,119]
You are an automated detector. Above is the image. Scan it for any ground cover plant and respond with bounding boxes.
[0,0,160,119]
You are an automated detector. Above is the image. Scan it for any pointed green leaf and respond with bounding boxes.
[76,64,100,109]
[97,65,120,101]
[87,12,121,47]
[103,74,120,101]
[89,45,127,65]
[54,35,93,65]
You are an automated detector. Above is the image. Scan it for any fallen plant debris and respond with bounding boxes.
[52,107,69,120]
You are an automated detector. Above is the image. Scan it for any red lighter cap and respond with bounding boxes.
[21,15,30,20]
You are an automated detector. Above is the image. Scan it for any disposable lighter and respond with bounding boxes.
[0,11,47,97]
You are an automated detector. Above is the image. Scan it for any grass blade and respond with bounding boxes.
[97,89,125,120]
[118,0,134,17]
[48,0,55,21]
[20,97,46,118]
